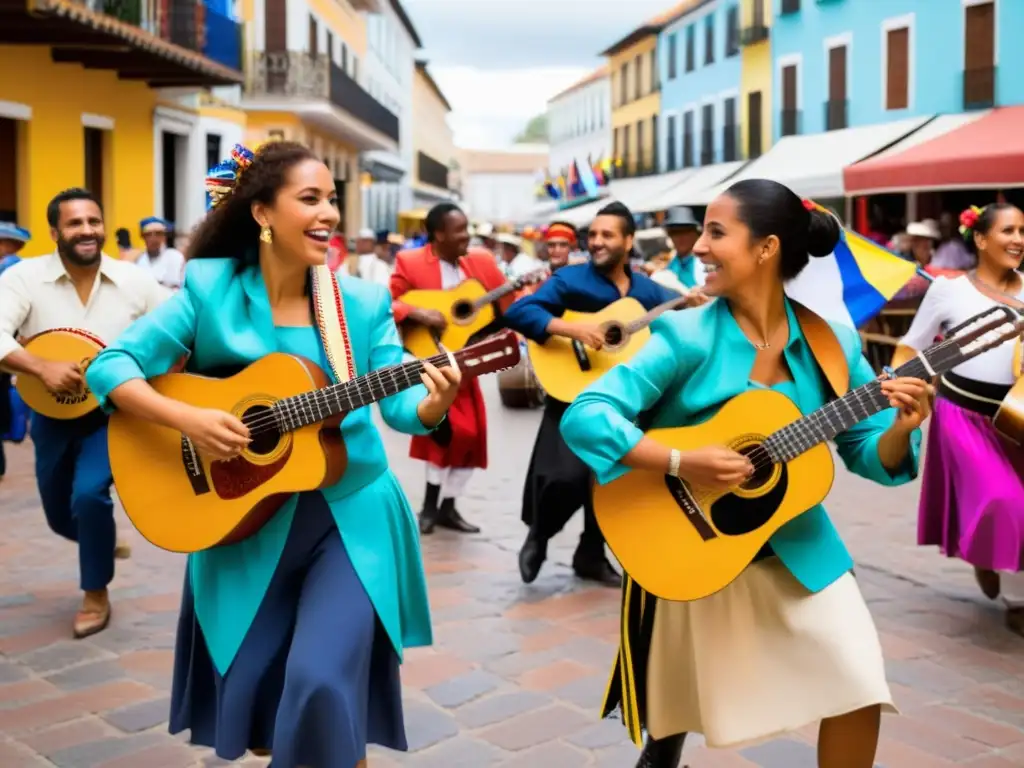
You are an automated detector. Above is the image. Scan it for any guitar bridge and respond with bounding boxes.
[181,435,211,496]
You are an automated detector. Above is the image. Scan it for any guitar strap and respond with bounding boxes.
[790,301,850,398]
[310,264,356,384]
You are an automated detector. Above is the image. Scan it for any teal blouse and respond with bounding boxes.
[666,252,699,289]
[560,298,922,594]
[86,260,433,675]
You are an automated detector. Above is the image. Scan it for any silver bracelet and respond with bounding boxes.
[667,448,681,477]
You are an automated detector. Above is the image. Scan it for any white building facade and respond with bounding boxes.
[460,146,549,224]
[361,0,419,234]
[546,66,612,177]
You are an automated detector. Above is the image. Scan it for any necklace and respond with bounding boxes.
[750,321,787,351]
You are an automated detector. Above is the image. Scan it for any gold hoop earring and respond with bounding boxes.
[260,225,273,244]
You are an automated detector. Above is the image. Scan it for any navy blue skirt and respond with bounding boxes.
[169,492,408,767]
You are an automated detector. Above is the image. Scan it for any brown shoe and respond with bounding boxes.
[975,567,1001,600]
[73,589,111,639]
[114,539,132,560]
[250,749,272,757]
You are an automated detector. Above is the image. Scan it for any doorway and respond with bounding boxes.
[161,131,181,228]
[0,118,19,222]
[84,127,107,207]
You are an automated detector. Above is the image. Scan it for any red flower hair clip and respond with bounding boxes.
[802,198,816,212]
[958,205,983,240]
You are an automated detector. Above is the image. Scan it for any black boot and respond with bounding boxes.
[436,498,481,533]
[635,732,687,768]
[419,483,441,535]
[518,531,547,583]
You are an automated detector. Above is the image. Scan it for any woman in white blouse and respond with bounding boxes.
[895,203,1024,636]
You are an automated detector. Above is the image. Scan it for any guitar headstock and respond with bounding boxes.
[923,305,1023,373]
[454,330,522,376]
[513,267,550,289]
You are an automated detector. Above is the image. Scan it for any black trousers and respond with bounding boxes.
[520,399,605,561]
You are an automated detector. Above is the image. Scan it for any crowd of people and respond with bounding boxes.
[0,138,1020,768]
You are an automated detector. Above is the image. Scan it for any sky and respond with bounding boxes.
[402,0,672,149]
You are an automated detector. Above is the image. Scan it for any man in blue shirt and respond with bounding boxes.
[503,202,688,587]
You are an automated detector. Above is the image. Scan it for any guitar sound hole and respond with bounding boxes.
[451,300,474,321]
[738,443,773,492]
[604,325,623,346]
[242,405,282,456]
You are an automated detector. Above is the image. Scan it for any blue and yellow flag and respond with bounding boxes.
[807,201,918,327]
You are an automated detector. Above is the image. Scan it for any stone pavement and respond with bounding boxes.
[0,379,1023,767]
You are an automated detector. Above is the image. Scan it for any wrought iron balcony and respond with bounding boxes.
[417,152,450,189]
[963,67,996,110]
[780,108,801,137]
[824,99,848,131]
[247,51,399,143]
[0,0,242,85]
[740,24,769,46]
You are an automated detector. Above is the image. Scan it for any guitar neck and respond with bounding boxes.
[625,294,691,334]
[474,282,517,309]
[272,353,448,433]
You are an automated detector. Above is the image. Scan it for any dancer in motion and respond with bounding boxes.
[895,202,1024,636]
[86,142,458,767]
[560,180,931,768]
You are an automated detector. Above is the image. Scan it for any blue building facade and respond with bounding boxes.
[770,0,1022,141]
[658,0,744,173]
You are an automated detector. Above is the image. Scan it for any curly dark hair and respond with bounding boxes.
[187,141,320,262]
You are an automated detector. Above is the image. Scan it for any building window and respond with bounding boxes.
[620,62,629,105]
[637,119,645,170]
[885,26,909,110]
[704,15,715,65]
[205,133,221,173]
[827,42,849,129]
[668,33,677,79]
[726,6,740,57]
[722,97,737,161]
[781,61,800,135]
[964,1,995,109]
[666,114,678,171]
[635,54,642,100]
[781,0,800,13]
[308,15,318,55]
[650,49,658,93]
[326,30,334,63]
[685,25,695,72]
[700,103,714,165]
[682,111,694,168]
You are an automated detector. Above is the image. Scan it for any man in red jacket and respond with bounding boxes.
[390,203,509,535]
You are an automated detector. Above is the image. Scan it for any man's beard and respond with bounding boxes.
[592,249,625,273]
[58,235,104,267]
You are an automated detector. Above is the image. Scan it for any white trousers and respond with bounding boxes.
[426,465,474,500]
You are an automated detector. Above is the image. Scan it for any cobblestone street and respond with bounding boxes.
[1,380,1023,767]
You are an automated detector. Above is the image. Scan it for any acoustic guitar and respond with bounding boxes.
[994,378,1024,445]
[108,330,521,554]
[400,268,548,358]
[592,305,1024,602]
[14,328,105,419]
[527,294,690,404]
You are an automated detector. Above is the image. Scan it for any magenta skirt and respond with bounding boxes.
[918,397,1024,571]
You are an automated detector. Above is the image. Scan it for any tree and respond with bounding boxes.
[514,114,548,144]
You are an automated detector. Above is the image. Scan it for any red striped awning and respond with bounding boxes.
[844,106,1024,195]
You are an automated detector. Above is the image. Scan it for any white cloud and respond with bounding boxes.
[429,65,590,149]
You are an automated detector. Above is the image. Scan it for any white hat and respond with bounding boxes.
[475,222,495,237]
[906,220,940,240]
[357,228,376,240]
[495,232,522,248]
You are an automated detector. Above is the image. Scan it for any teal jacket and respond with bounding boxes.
[86,258,433,674]
[560,298,921,594]
[666,251,699,289]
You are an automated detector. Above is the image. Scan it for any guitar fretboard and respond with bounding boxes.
[267,353,449,433]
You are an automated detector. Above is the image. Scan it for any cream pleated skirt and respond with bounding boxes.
[646,558,896,748]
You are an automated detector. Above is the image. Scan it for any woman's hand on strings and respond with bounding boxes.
[179,406,250,461]
[881,376,933,431]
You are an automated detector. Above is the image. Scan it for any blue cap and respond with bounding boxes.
[0,222,30,243]
[140,216,171,233]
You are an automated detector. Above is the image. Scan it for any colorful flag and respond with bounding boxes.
[576,158,600,198]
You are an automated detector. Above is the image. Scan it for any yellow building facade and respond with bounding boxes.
[739,0,772,159]
[405,61,456,229]
[0,47,159,257]
[606,34,661,176]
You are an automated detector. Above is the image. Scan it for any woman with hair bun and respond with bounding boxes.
[896,202,1024,635]
[86,142,460,767]
[560,179,932,768]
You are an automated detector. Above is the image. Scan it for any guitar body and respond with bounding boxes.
[527,297,650,403]
[994,377,1024,446]
[592,388,836,602]
[15,328,104,419]
[400,279,495,358]
[108,354,347,554]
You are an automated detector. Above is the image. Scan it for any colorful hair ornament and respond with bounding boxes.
[205,143,256,210]
[958,205,984,240]
[801,198,817,212]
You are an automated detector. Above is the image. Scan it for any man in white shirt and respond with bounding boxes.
[496,232,544,280]
[344,227,392,287]
[0,188,166,639]
[135,217,185,291]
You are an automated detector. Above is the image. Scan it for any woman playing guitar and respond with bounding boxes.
[558,180,931,768]
[85,143,460,767]
[895,203,1024,636]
